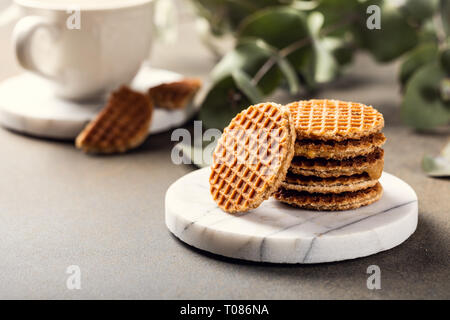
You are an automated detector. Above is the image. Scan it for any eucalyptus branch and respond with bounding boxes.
[227,0,259,11]
[197,1,450,131]
[251,57,277,86]
[251,15,356,87]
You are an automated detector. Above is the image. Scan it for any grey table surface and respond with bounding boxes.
[0,6,449,300]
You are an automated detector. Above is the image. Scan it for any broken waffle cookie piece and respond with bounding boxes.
[75,86,153,154]
[149,78,202,110]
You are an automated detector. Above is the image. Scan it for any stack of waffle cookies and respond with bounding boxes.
[274,99,386,211]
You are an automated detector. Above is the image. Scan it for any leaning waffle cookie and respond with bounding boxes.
[210,102,296,213]
[274,182,383,211]
[289,148,384,179]
[76,86,153,154]
[294,132,386,159]
[288,99,384,141]
[281,172,378,194]
[149,78,202,110]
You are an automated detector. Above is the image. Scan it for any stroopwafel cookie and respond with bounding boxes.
[282,172,378,194]
[75,86,153,154]
[210,102,296,213]
[287,99,384,141]
[149,78,202,110]
[289,148,384,179]
[274,182,383,211]
[294,132,386,159]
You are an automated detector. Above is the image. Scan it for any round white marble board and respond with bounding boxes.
[0,65,198,139]
[165,167,418,264]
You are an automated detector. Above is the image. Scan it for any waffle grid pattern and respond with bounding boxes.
[76,86,152,153]
[149,78,201,110]
[210,103,292,213]
[288,99,384,140]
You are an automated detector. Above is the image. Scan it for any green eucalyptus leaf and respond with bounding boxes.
[240,37,274,51]
[199,76,251,130]
[332,45,354,65]
[238,6,310,69]
[277,56,301,94]
[191,0,285,34]
[441,0,450,35]
[189,0,230,35]
[310,38,339,83]
[211,41,263,81]
[240,38,301,94]
[402,62,450,129]
[212,41,282,95]
[314,0,361,30]
[325,36,354,65]
[231,69,264,103]
[308,0,358,67]
[307,11,324,35]
[306,12,339,83]
[290,0,319,11]
[442,141,450,159]
[422,154,450,177]
[400,0,439,23]
[399,43,438,87]
[422,141,450,177]
[440,49,450,75]
[440,78,450,101]
[357,4,418,62]
[417,18,439,44]
[322,37,342,51]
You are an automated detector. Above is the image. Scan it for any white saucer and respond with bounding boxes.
[165,167,418,264]
[0,65,198,139]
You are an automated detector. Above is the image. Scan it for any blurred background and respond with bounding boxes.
[0,0,448,299]
[2,0,450,137]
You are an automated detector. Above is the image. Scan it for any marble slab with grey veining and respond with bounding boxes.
[0,64,198,139]
[165,167,418,264]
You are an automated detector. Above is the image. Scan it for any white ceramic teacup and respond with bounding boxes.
[12,0,154,100]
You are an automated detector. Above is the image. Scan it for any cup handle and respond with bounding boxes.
[13,15,60,80]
